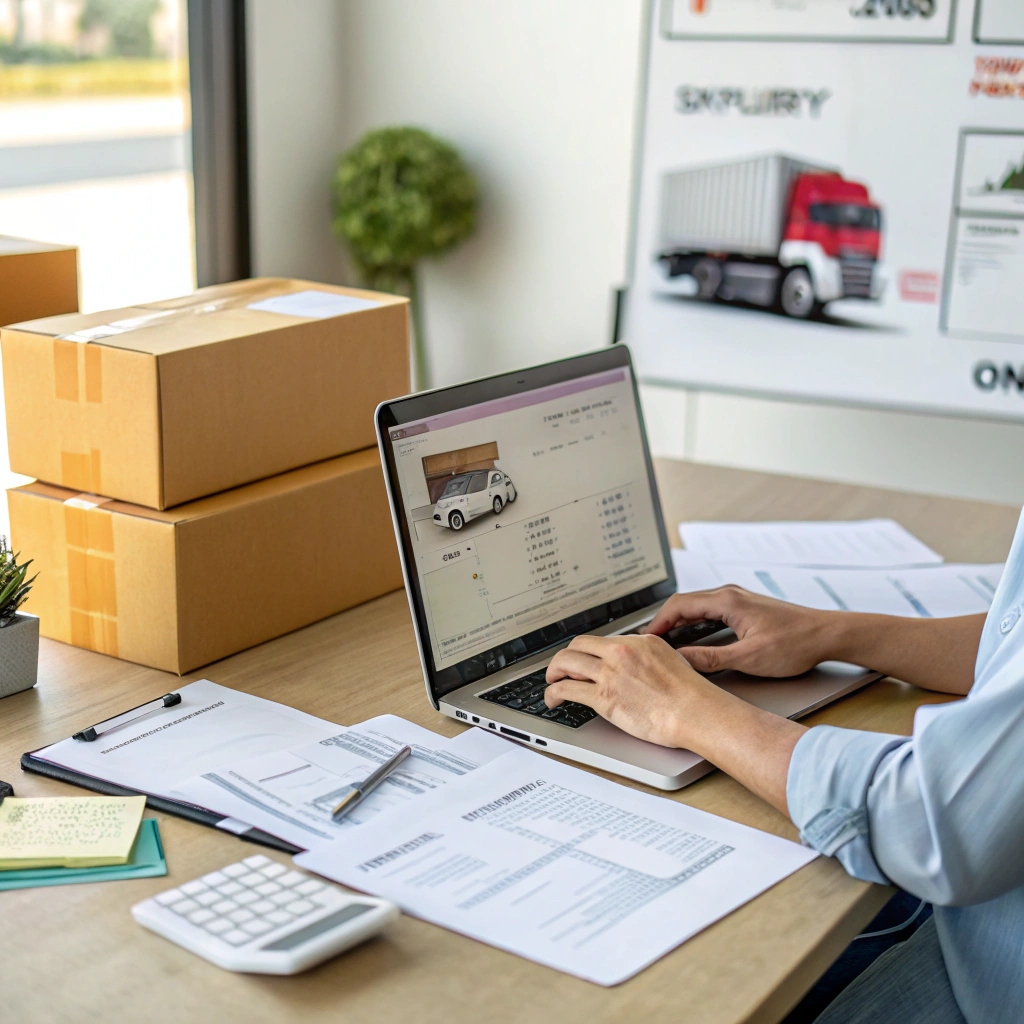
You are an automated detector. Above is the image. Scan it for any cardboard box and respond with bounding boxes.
[8,449,404,674]
[0,236,79,327]
[1,278,409,509]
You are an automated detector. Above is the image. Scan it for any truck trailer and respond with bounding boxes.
[657,153,884,318]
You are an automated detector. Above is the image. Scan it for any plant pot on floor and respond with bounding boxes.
[0,612,39,699]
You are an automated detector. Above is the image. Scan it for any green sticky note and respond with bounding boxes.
[0,818,167,891]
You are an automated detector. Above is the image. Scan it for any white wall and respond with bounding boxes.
[337,0,642,386]
[245,0,348,284]
[243,0,1024,507]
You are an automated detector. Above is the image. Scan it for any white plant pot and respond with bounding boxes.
[0,612,39,699]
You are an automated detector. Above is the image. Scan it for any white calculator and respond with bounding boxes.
[131,853,399,974]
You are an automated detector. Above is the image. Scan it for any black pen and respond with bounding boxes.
[331,745,413,820]
[73,692,182,742]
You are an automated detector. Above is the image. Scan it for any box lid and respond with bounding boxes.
[0,235,76,257]
[3,277,408,356]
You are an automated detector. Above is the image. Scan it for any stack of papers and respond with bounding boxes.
[675,519,1004,618]
[296,746,817,986]
[0,795,146,869]
[31,680,819,984]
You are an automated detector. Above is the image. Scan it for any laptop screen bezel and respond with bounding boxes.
[376,345,677,706]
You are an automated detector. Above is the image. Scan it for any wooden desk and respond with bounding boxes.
[3,460,1018,1024]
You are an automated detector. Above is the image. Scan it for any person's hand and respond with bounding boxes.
[544,634,729,750]
[640,586,839,678]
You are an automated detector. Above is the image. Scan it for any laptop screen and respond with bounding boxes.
[381,349,674,699]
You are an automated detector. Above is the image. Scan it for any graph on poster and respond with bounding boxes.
[624,0,1024,419]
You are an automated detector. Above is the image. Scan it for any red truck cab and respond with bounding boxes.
[783,173,882,299]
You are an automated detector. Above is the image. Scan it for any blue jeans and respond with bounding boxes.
[784,891,961,1024]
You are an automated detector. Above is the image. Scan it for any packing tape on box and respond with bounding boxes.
[63,494,118,658]
[50,281,295,491]
[56,280,292,345]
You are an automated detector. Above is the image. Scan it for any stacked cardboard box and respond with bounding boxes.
[0,236,79,328]
[2,278,410,673]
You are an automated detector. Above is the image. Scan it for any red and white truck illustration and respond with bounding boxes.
[656,153,884,318]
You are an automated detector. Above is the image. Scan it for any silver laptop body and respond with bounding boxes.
[376,347,878,790]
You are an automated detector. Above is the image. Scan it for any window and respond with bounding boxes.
[491,473,502,485]
[468,473,487,493]
[0,0,195,539]
[441,476,470,498]
[0,0,195,312]
[809,203,882,231]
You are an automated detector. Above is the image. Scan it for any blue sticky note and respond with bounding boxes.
[0,818,167,891]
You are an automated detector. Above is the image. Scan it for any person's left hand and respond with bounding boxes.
[544,633,730,750]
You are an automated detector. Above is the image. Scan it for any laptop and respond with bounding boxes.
[376,346,879,790]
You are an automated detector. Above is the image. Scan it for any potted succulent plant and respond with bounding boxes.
[0,536,38,699]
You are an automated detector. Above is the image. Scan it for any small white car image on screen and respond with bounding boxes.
[433,470,517,530]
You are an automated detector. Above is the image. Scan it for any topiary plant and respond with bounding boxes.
[332,126,478,390]
[0,536,35,628]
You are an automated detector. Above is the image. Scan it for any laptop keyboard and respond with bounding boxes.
[478,670,598,729]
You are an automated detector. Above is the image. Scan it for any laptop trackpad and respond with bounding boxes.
[714,662,880,720]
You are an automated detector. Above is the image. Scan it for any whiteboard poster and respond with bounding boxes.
[623,0,1024,419]
[663,0,956,44]
[942,130,1024,341]
[974,0,1024,45]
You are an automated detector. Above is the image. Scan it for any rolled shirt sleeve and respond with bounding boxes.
[787,677,1024,907]
[787,725,906,886]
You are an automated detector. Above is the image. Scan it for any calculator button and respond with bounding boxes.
[254,882,281,897]
[211,900,236,915]
[265,910,292,926]
[270,891,295,907]
[241,919,274,937]
[221,929,250,946]
[222,863,247,878]
[250,900,275,915]
[294,879,325,896]
[285,899,316,916]
[234,891,260,906]
[205,918,233,935]
[180,881,206,896]
[188,909,216,925]
[201,871,228,887]
[260,863,287,879]
[195,891,220,907]
[155,889,184,906]
[228,908,255,924]
[238,872,264,888]
[171,899,200,915]
[279,871,305,888]
[217,881,243,896]
[242,855,271,870]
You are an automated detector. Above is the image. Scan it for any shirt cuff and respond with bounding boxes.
[787,725,908,885]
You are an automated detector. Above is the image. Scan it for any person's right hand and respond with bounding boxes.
[639,586,842,678]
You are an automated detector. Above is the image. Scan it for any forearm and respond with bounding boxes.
[821,612,984,694]
[680,689,806,817]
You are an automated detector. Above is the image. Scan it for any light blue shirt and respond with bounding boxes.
[787,509,1024,1024]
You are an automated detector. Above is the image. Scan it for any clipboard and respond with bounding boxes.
[20,750,302,855]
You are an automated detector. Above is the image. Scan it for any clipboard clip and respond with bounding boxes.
[73,693,182,742]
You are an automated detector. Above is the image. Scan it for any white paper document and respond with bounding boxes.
[678,519,944,568]
[247,289,381,319]
[296,747,817,986]
[33,679,342,799]
[172,716,512,849]
[673,550,1003,618]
